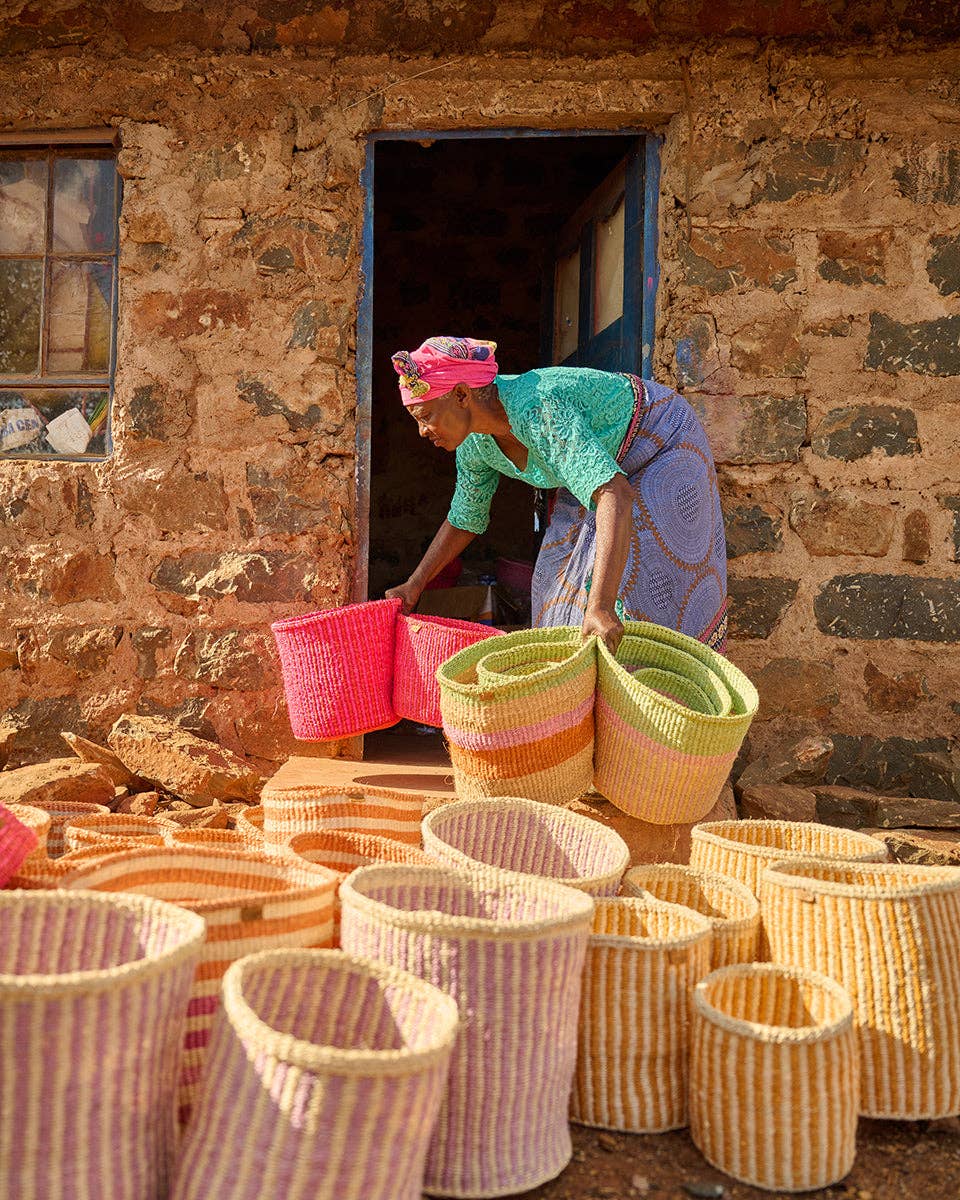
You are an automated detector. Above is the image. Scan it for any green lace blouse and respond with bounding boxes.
[447,366,634,535]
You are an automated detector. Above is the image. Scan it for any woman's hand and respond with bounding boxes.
[582,604,624,655]
[385,580,422,616]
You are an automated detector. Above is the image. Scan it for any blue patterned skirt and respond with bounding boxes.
[531,376,728,652]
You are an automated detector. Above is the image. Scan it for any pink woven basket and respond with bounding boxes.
[0,801,39,886]
[272,599,402,740]
[393,614,501,727]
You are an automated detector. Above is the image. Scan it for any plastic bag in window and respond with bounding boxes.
[44,407,92,455]
[0,404,44,452]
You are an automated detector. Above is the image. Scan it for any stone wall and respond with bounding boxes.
[0,3,958,768]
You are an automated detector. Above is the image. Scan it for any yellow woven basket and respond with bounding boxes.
[761,858,960,1119]
[572,896,712,1133]
[620,863,760,968]
[260,784,424,848]
[690,962,857,1192]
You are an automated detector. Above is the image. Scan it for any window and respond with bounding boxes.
[0,133,119,459]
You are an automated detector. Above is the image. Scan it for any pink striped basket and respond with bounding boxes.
[172,950,459,1200]
[0,889,205,1200]
[340,864,594,1198]
[0,801,39,886]
[393,614,501,727]
[272,598,402,740]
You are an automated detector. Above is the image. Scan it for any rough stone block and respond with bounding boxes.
[756,139,866,203]
[122,468,229,533]
[61,731,146,790]
[739,783,818,822]
[690,394,806,464]
[43,626,124,674]
[680,229,797,294]
[810,404,919,459]
[788,491,895,557]
[813,785,878,829]
[134,696,217,743]
[237,377,325,433]
[754,657,839,718]
[873,795,960,829]
[815,574,960,641]
[864,828,960,867]
[245,465,333,536]
[825,733,950,792]
[0,724,16,770]
[173,629,270,691]
[730,312,807,378]
[913,751,960,804]
[735,734,834,796]
[866,312,960,376]
[6,696,86,763]
[128,383,190,443]
[863,661,926,714]
[817,230,887,285]
[927,235,960,297]
[902,510,931,563]
[0,759,115,810]
[151,550,318,604]
[131,627,171,680]
[894,145,960,206]
[131,289,250,339]
[724,504,783,558]
[674,314,721,387]
[727,576,798,638]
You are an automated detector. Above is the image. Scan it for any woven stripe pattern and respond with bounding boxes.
[0,801,39,885]
[172,950,459,1200]
[64,845,337,1126]
[422,796,629,896]
[594,622,757,824]
[272,598,402,740]
[29,799,111,858]
[233,805,265,845]
[261,783,424,849]
[340,864,594,1198]
[6,802,51,863]
[761,858,960,1119]
[620,863,761,968]
[393,613,501,727]
[0,889,205,1200]
[572,896,711,1133]
[438,627,597,806]
[64,811,180,853]
[689,962,858,1192]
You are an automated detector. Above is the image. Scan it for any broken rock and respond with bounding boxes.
[117,790,160,816]
[159,800,230,829]
[0,724,15,770]
[734,734,834,798]
[863,828,960,867]
[913,752,960,804]
[61,730,146,790]
[813,785,878,829]
[739,783,818,822]
[0,759,115,810]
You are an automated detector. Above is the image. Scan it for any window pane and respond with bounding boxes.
[593,193,625,335]
[0,159,47,253]
[47,261,112,374]
[0,387,108,457]
[0,260,42,374]
[554,247,580,362]
[53,157,116,253]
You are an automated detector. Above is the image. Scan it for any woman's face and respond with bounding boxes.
[407,387,471,451]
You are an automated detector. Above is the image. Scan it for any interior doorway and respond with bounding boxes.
[364,131,651,619]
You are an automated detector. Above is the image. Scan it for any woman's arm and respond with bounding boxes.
[385,520,477,615]
[582,473,633,654]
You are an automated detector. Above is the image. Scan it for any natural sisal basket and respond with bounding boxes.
[271,598,401,740]
[689,962,858,1192]
[620,863,761,968]
[5,802,51,863]
[233,804,265,845]
[29,799,111,857]
[594,622,758,824]
[64,845,338,1127]
[172,949,459,1200]
[340,864,594,1198]
[422,795,629,896]
[438,626,597,806]
[0,889,205,1200]
[64,811,180,853]
[165,827,250,849]
[393,612,501,727]
[572,896,712,1134]
[260,782,424,849]
[760,858,960,1119]
[0,801,39,885]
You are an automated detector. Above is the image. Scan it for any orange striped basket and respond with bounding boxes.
[620,863,760,968]
[29,799,111,858]
[63,845,338,1127]
[689,962,858,1192]
[165,827,250,849]
[260,783,424,849]
[64,812,180,853]
[761,858,960,1119]
[572,896,711,1133]
[233,805,265,845]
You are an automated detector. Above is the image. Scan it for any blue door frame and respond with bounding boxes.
[353,127,662,602]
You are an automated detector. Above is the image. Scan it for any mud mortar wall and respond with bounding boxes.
[0,18,957,768]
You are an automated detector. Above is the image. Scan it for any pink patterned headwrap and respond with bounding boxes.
[392,336,498,406]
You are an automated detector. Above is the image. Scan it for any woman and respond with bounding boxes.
[385,336,727,656]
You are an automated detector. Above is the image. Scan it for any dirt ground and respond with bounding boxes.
[523,1118,960,1199]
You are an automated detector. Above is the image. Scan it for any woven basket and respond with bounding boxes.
[620,863,761,968]
[233,805,265,845]
[272,598,401,740]
[572,896,711,1133]
[340,864,594,1198]
[64,811,180,853]
[29,799,111,857]
[261,783,424,848]
[0,889,205,1200]
[172,949,458,1200]
[594,622,758,824]
[0,801,39,885]
[65,845,338,1126]
[6,802,51,862]
[438,627,597,806]
[165,827,250,849]
[422,796,629,896]
[393,613,501,727]
[761,858,960,1119]
[689,962,858,1192]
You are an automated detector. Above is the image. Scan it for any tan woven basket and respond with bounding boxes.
[6,802,51,862]
[0,888,205,1200]
[761,858,960,1119]
[64,845,338,1126]
[422,796,629,896]
[172,950,460,1200]
[64,812,180,853]
[165,827,250,849]
[233,805,265,845]
[29,799,111,857]
[690,962,858,1192]
[261,784,424,848]
[620,863,760,968]
[572,896,711,1133]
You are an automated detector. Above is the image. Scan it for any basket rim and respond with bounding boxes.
[271,596,401,635]
[223,948,459,1076]
[398,612,501,636]
[588,894,713,950]
[692,819,888,861]
[261,782,425,806]
[421,795,629,891]
[762,856,960,899]
[693,961,854,1044]
[621,863,760,927]
[437,626,594,702]
[0,888,205,997]
[340,862,595,939]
